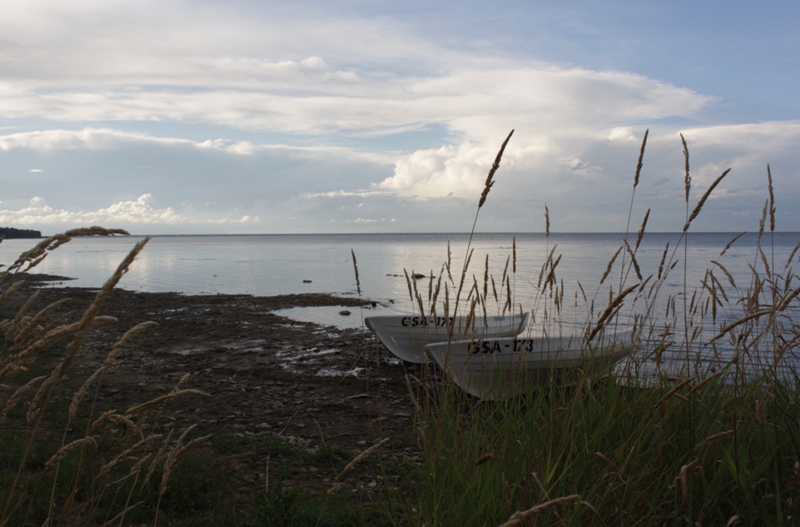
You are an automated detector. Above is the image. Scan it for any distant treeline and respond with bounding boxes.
[0,227,43,239]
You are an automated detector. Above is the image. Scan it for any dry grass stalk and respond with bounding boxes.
[0,375,45,423]
[623,240,642,281]
[653,340,675,365]
[705,272,729,304]
[340,437,390,477]
[600,247,623,286]
[7,298,71,354]
[412,274,426,319]
[452,249,474,321]
[44,437,98,471]
[635,208,650,250]
[473,453,493,466]
[711,260,737,289]
[446,241,453,283]
[161,423,198,486]
[101,501,145,527]
[654,376,696,408]
[759,246,772,277]
[28,237,150,412]
[767,164,776,232]
[91,412,141,437]
[587,283,639,341]
[504,279,512,316]
[0,280,24,307]
[687,368,728,397]
[683,169,732,232]
[634,129,649,189]
[577,282,587,303]
[125,388,209,416]
[544,205,550,238]
[758,199,768,238]
[482,254,489,301]
[403,269,415,307]
[676,460,698,505]
[145,428,175,485]
[710,309,772,341]
[5,290,40,338]
[69,366,106,419]
[497,495,581,527]
[431,274,442,312]
[478,130,514,208]
[785,241,800,270]
[777,284,800,312]
[512,237,516,274]
[100,435,164,476]
[681,133,691,202]
[537,245,557,288]
[105,321,158,366]
[544,254,562,291]
[160,431,212,495]
[721,232,747,257]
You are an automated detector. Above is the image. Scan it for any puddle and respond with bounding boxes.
[273,305,373,330]
[273,304,394,330]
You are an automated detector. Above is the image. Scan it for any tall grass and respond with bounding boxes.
[401,135,800,526]
[0,228,210,526]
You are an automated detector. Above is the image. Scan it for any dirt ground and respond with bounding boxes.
[4,274,431,494]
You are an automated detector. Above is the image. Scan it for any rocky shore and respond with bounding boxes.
[5,274,427,496]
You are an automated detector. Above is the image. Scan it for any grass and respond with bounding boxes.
[386,131,800,526]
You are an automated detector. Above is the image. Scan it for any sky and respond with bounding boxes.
[0,0,798,235]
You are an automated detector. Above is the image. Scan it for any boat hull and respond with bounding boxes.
[365,313,529,364]
[425,329,633,399]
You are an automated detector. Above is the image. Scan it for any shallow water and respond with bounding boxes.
[4,232,800,378]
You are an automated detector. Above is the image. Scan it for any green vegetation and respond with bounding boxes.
[0,227,42,239]
[399,132,800,525]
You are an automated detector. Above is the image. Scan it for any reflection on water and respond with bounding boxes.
[3,232,800,379]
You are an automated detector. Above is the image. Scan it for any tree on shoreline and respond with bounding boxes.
[0,227,43,239]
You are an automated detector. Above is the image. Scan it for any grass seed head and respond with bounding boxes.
[478,130,514,208]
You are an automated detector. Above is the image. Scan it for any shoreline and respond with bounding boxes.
[4,273,421,493]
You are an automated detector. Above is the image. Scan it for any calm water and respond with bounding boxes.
[3,232,800,377]
[2,232,798,312]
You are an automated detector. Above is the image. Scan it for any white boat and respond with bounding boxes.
[364,313,529,364]
[424,328,633,399]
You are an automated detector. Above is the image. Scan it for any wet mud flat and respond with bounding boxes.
[4,274,429,498]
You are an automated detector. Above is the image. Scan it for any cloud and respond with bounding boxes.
[0,2,797,233]
[0,194,258,227]
[0,65,713,139]
[0,128,394,164]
